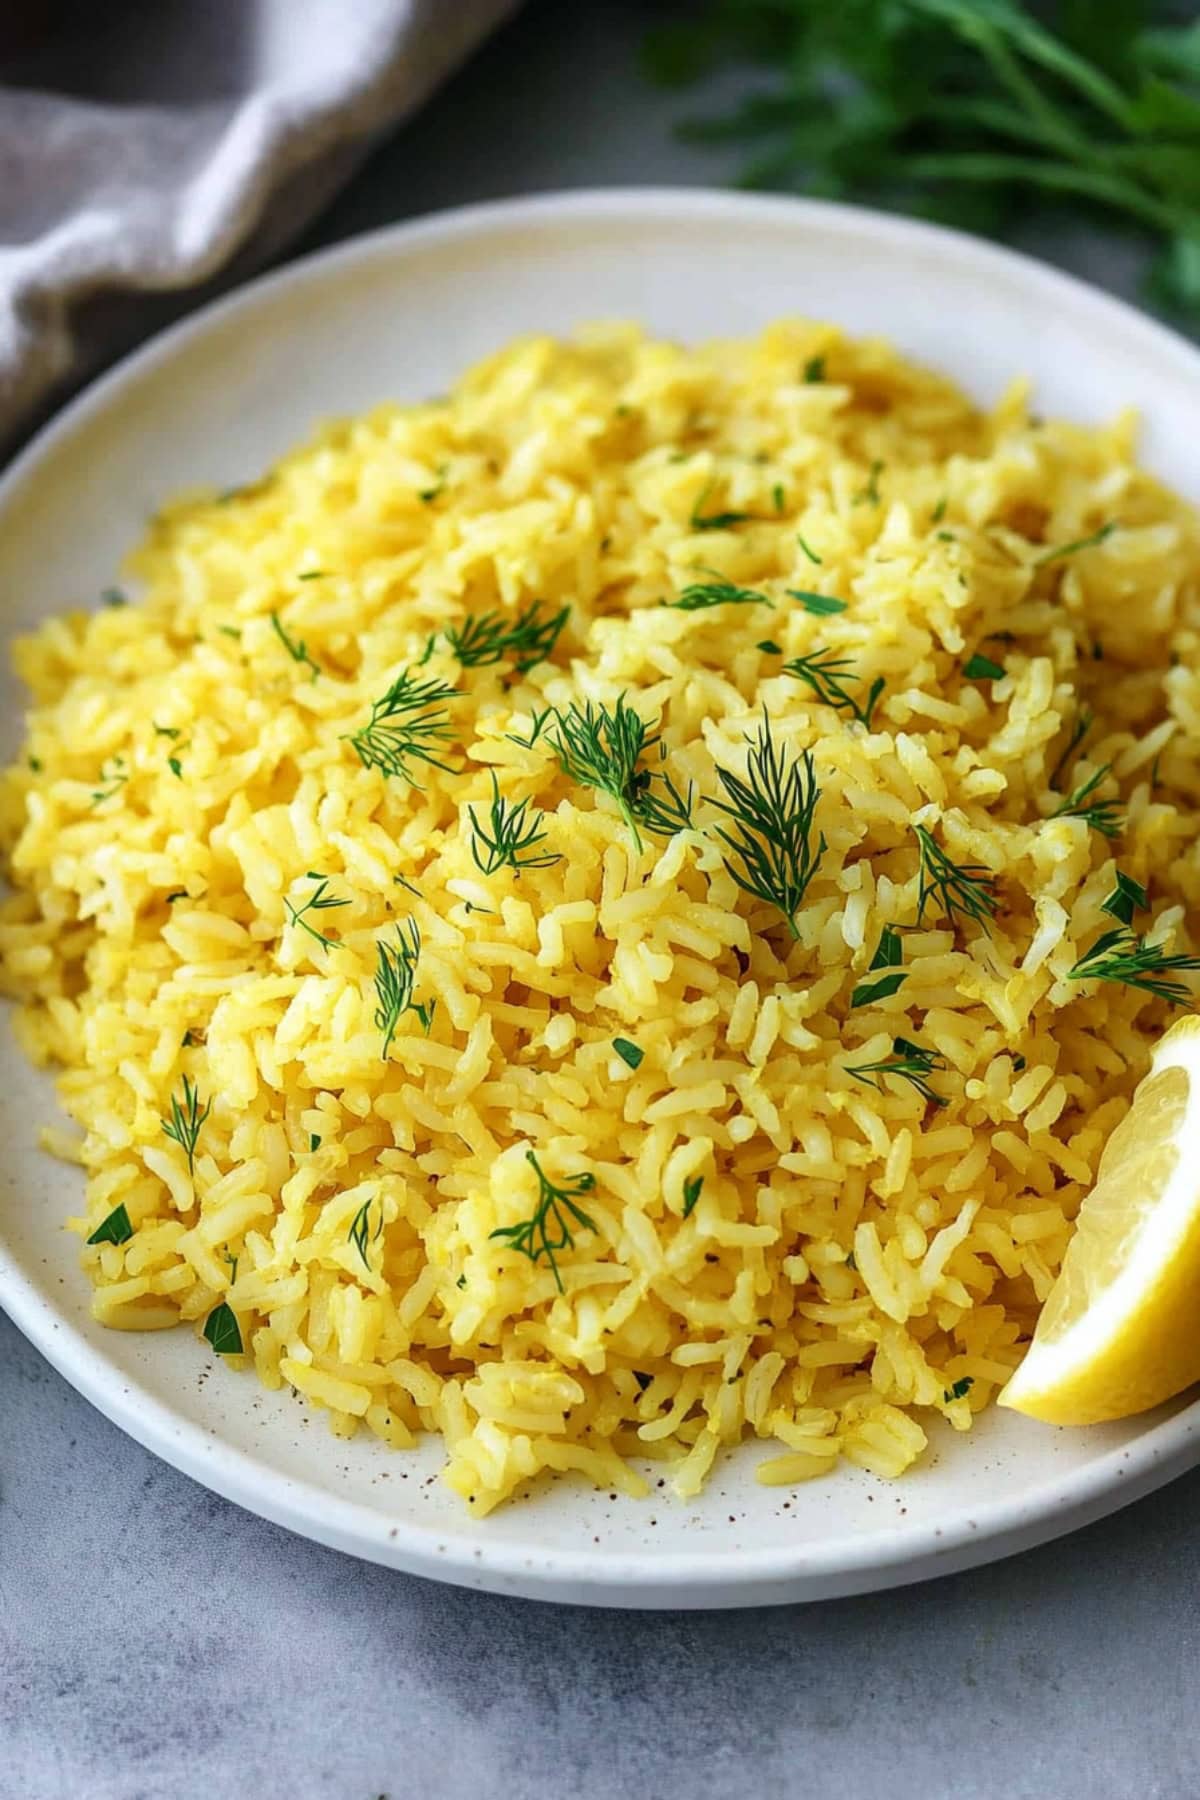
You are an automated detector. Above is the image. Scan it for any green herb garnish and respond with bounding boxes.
[445,600,569,674]
[505,705,553,750]
[1049,708,1093,790]
[167,756,184,780]
[285,874,349,953]
[710,713,825,939]
[773,482,786,513]
[348,1196,382,1269]
[1101,870,1149,927]
[613,1037,644,1070]
[100,587,127,608]
[161,1074,211,1176]
[682,1175,704,1219]
[345,669,457,785]
[297,570,327,582]
[1035,522,1117,567]
[788,590,847,617]
[757,640,782,656]
[854,459,883,506]
[783,648,884,726]
[89,756,127,808]
[549,696,693,852]
[848,1036,946,1106]
[468,772,560,875]
[931,497,948,525]
[1068,927,1200,1007]
[488,1150,598,1293]
[944,1376,974,1404]
[963,652,1005,681]
[690,482,752,531]
[1051,764,1123,839]
[915,826,999,933]
[153,723,181,740]
[310,1134,322,1152]
[796,534,822,565]
[666,578,771,612]
[374,919,435,1055]
[165,890,188,904]
[850,926,908,1008]
[86,1203,133,1247]
[269,610,321,682]
[203,1302,243,1356]
[803,356,825,384]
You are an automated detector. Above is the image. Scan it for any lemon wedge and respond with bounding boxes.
[1000,1015,1200,1426]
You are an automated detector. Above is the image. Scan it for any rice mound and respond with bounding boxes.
[2,320,1198,1514]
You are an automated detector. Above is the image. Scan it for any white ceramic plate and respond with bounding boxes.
[3,190,1199,1609]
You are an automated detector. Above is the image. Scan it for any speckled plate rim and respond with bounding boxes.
[3,188,1200,1608]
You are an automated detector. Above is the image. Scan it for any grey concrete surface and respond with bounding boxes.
[3,4,1197,1796]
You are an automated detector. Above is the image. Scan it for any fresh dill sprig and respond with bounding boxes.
[373,919,435,1055]
[1051,764,1123,839]
[1049,708,1093,790]
[665,578,771,611]
[488,1149,598,1293]
[86,1203,133,1247]
[783,648,884,727]
[682,1175,704,1219]
[854,459,883,506]
[944,1376,974,1404]
[1034,522,1117,567]
[444,600,569,674]
[789,589,846,617]
[963,652,1005,681]
[203,1302,243,1356]
[630,763,696,842]
[709,712,825,940]
[505,706,553,750]
[1068,927,1200,1007]
[613,1037,644,1071]
[690,482,753,531]
[348,1195,383,1270]
[850,926,908,1008]
[796,534,822,565]
[269,610,321,682]
[915,825,999,933]
[803,356,825,384]
[284,874,349,952]
[89,756,127,808]
[848,1036,947,1107]
[1101,870,1148,928]
[345,669,457,785]
[162,1074,211,1176]
[549,696,693,852]
[468,772,561,875]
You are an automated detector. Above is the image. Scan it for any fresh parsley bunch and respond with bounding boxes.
[646,0,1200,320]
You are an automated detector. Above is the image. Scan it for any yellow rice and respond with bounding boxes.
[2,319,1199,1514]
